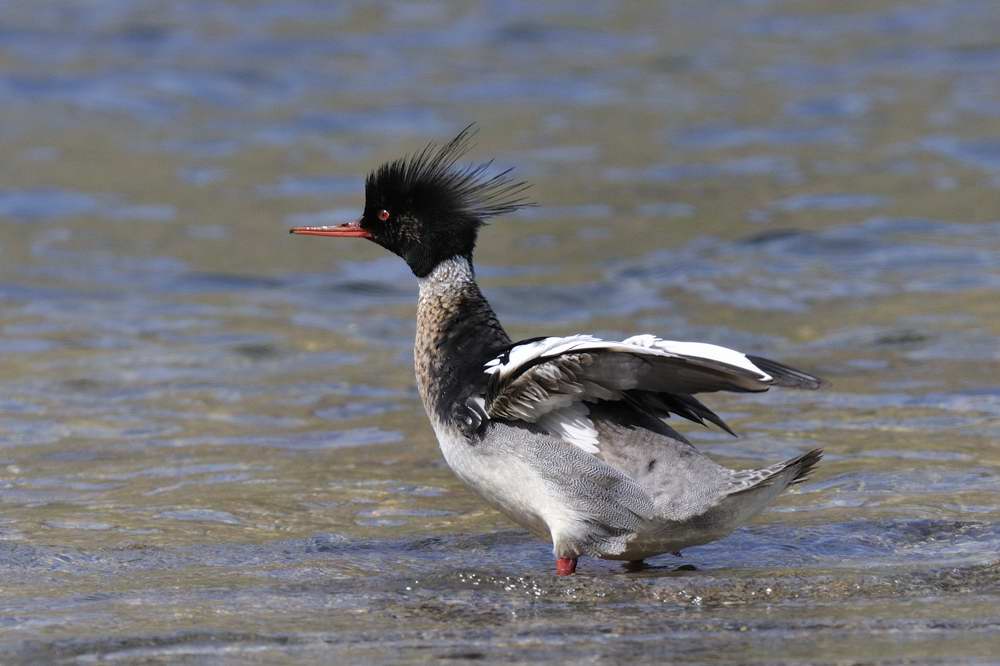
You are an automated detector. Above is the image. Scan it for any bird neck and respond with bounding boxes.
[415,255,511,424]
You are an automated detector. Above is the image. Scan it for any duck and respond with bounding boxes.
[290,125,824,576]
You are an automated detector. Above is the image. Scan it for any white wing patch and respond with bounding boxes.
[536,403,600,454]
[484,334,772,382]
[484,335,602,377]
[621,335,771,380]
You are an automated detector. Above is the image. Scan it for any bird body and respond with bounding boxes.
[291,126,824,575]
[414,256,820,566]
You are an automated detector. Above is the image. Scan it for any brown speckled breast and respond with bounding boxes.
[414,257,510,425]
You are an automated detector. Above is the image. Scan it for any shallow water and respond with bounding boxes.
[1,1,999,663]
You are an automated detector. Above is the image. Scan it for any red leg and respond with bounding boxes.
[556,557,577,576]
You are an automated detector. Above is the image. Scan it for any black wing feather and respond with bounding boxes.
[626,390,738,437]
[746,355,826,390]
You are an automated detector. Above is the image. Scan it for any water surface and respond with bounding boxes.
[1,1,998,663]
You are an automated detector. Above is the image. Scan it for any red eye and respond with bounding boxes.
[377,209,390,222]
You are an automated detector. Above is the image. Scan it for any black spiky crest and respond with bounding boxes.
[361,124,533,276]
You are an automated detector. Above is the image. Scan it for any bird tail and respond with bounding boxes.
[729,448,823,497]
[713,448,823,531]
[670,449,823,548]
[786,448,823,485]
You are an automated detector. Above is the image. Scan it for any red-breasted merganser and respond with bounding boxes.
[290,126,824,576]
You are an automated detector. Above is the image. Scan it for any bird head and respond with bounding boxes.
[290,125,532,277]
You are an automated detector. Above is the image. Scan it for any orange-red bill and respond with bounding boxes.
[288,221,371,238]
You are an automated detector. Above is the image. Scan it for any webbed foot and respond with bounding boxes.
[555,557,577,576]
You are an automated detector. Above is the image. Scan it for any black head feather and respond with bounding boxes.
[360,124,533,276]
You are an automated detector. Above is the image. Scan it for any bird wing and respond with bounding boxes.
[475,334,823,454]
